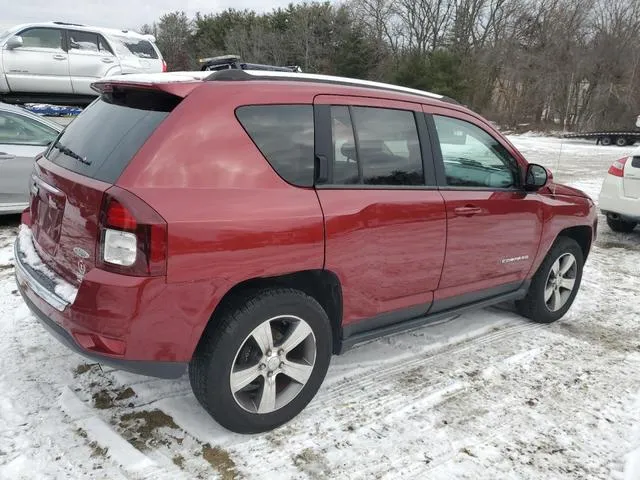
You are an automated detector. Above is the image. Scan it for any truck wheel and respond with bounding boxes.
[189,288,332,434]
[616,137,628,147]
[601,136,613,146]
[516,237,583,324]
[607,216,637,233]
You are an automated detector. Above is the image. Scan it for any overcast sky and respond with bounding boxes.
[2,0,311,31]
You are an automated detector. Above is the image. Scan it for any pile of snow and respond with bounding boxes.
[16,225,78,304]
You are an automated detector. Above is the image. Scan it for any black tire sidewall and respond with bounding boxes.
[528,238,584,323]
[198,291,332,434]
[606,216,637,233]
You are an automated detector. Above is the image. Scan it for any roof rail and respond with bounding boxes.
[205,69,457,104]
[53,21,85,26]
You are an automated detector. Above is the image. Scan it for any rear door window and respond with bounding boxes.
[236,105,315,187]
[113,37,158,59]
[68,31,100,52]
[46,91,178,183]
[329,106,424,186]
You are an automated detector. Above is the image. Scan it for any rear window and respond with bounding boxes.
[235,105,314,186]
[113,37,158,59]
[46,90,178,183]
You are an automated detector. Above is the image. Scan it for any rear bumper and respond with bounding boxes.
[17,283,187,378]
[598,176,640,221]
[14,230,187,379]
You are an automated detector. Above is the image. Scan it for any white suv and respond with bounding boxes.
[0,21,166,105]
[599,146,640,232]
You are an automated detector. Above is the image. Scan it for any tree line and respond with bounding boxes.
[142,0,640,131]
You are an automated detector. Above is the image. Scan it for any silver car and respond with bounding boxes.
[0,21,166,105]
[0,103,62,214]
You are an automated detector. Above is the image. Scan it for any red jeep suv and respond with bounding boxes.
[15,70,597,433]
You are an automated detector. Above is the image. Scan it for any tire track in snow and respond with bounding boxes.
[308,320,543,412]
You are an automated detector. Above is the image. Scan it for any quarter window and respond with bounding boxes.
[330,106,424,186]
[433,115,520,189]
[20,28,63,50]
[236,105,315,187]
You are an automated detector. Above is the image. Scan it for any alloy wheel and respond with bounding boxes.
[230,315,316,414]
[544,253,577,312]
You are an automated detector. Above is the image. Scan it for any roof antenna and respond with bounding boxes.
[557,74,575,195]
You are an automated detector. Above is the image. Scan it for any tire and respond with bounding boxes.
[516,237,583,324]
[616,137,628,147]
[189,288,332,434]
[607,216,637,233]
[601,136,613,146]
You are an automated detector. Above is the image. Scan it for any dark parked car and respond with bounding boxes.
[15,69,597,434]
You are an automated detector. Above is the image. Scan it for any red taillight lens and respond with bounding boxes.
[608,157,628,177]
[162,60,168,72]
[106,199,137,230]
[98,187,168,277]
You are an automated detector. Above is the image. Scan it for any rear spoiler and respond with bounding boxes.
[91,72,210,98]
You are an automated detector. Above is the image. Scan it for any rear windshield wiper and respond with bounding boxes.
[51,141,91,166]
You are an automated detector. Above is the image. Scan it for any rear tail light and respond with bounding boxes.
[97,187,167,276]
[162,59,168,72]
[608,157,628,177]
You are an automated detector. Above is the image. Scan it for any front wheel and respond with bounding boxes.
[516,237,584,323]
[189,288,332,434]
[607,216,637,233]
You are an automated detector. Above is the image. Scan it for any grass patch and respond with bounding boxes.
[74,364,92,376]
[172,454,185,469]
[115,387,136,401]
[92,390,114,410]
[202,444,238,480]
[119,409,179,451]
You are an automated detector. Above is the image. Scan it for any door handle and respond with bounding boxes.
[101,58,115,63]
[315,154,329,183]
[53,54,67,60]
[454,205,483,217]
[0,153,15,161]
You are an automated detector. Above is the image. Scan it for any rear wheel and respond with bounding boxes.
[606,216,637,232]
[516,237,583,323]
[616,137,628,147]
[189,288,332,434]
[601,136,613,146]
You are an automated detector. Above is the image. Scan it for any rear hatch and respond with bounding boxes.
[29,86,184,285]
[623,155,640,199]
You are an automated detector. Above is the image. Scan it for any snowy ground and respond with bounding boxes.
[1,136,639,479]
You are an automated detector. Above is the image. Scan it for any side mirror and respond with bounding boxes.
[340,143,356,160]
[5,35,23,50]
[525,163,549,191]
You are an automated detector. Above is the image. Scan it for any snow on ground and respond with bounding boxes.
[1,136,639,479]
